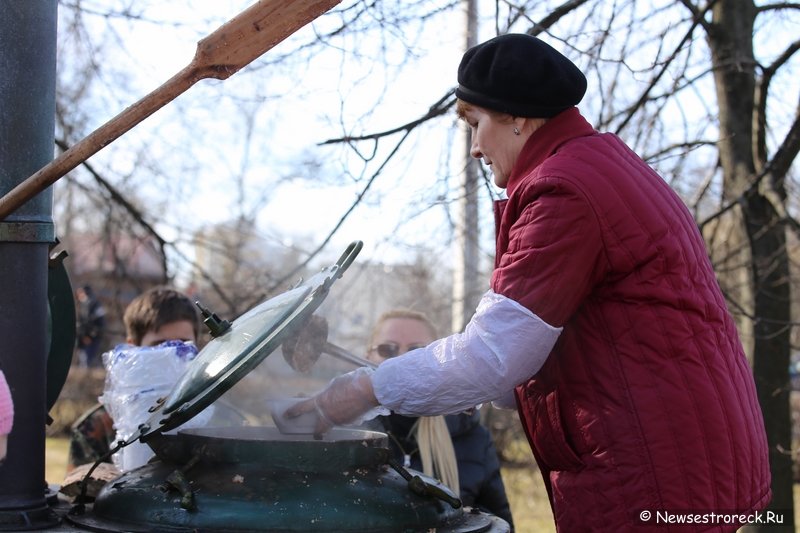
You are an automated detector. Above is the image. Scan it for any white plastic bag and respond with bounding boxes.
[99,341,214,471]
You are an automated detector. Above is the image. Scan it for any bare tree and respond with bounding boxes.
[51,1,798,527]
[704,3,798,529]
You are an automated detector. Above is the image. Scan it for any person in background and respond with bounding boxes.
[288,33,771,531]
[75,285,107,368]
[67,286,199,472]
[364,310,513,529]
[0,370,13,463]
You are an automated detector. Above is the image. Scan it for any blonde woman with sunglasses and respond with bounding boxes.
[364,310,513,529]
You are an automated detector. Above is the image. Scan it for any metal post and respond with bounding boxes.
[0,1,59,529]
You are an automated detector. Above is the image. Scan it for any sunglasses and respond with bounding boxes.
[369,342,427,359]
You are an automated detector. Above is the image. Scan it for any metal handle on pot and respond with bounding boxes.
[282,312,376,372]
[334,240,363,277]
[387,458,462,509]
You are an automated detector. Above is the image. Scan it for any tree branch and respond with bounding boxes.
[755,2,800,14]
[676,0,712,33]
[762,38,800,79]
[767,101,800,180]
[753,38,800,170]
[55,138,237,311]
[319,90,456,145]
[55,138,167,256]
[643,139,718,163]
[698,110,800,231]
[266,129,414,295]
[615,0,717,133]
[524,0,592,36]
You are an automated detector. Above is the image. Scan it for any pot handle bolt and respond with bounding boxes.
[148,397,166,413]
[387,458,462,509]
[161,456,201,511]
[164,470,196,510]
[196,301,232,337]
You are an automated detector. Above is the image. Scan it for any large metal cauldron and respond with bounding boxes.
[68,427,509,532]
[62,242,510,532]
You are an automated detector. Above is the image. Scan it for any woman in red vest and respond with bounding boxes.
[289,33,771,532]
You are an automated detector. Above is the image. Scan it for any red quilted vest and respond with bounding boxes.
[491,108,771,531]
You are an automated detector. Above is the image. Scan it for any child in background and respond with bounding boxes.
[66,286,199,473]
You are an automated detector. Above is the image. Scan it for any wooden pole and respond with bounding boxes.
[0,0,341,220]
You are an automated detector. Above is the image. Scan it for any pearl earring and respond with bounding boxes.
[513,127,520,136]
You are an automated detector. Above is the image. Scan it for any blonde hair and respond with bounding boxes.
[369,309,460,493]
[416,417,460,494]
[367,309,437,349]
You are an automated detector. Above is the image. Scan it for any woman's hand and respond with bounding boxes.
[285,367,380,439]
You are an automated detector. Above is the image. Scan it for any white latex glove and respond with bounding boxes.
[285,367,388,438]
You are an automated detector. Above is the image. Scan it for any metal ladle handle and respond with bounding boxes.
[282,312,376,372]
[321,341,377,369]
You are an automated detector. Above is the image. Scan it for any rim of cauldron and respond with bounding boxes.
[147,426,392,471]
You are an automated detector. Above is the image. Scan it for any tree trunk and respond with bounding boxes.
[744,194,793,531]
[452,0,481,333]
[708,0,794,529]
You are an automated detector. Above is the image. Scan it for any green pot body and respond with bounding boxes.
[69,427,510,533]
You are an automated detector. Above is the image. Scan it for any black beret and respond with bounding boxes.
[456,33,587,118]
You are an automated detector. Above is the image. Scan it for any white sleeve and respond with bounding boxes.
[371,289,562,416]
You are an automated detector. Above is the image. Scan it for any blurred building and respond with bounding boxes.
[62,231,168,350]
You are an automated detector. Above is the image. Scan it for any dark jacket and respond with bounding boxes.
[68,403,114,470]
[371,411,514,529]
[492,107,770,531]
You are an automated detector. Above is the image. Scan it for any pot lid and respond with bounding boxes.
[46,247,76,413]
[136,240,363,442]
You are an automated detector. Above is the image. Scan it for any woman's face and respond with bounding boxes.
[462,106,527,188]
[366,317,435,365]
